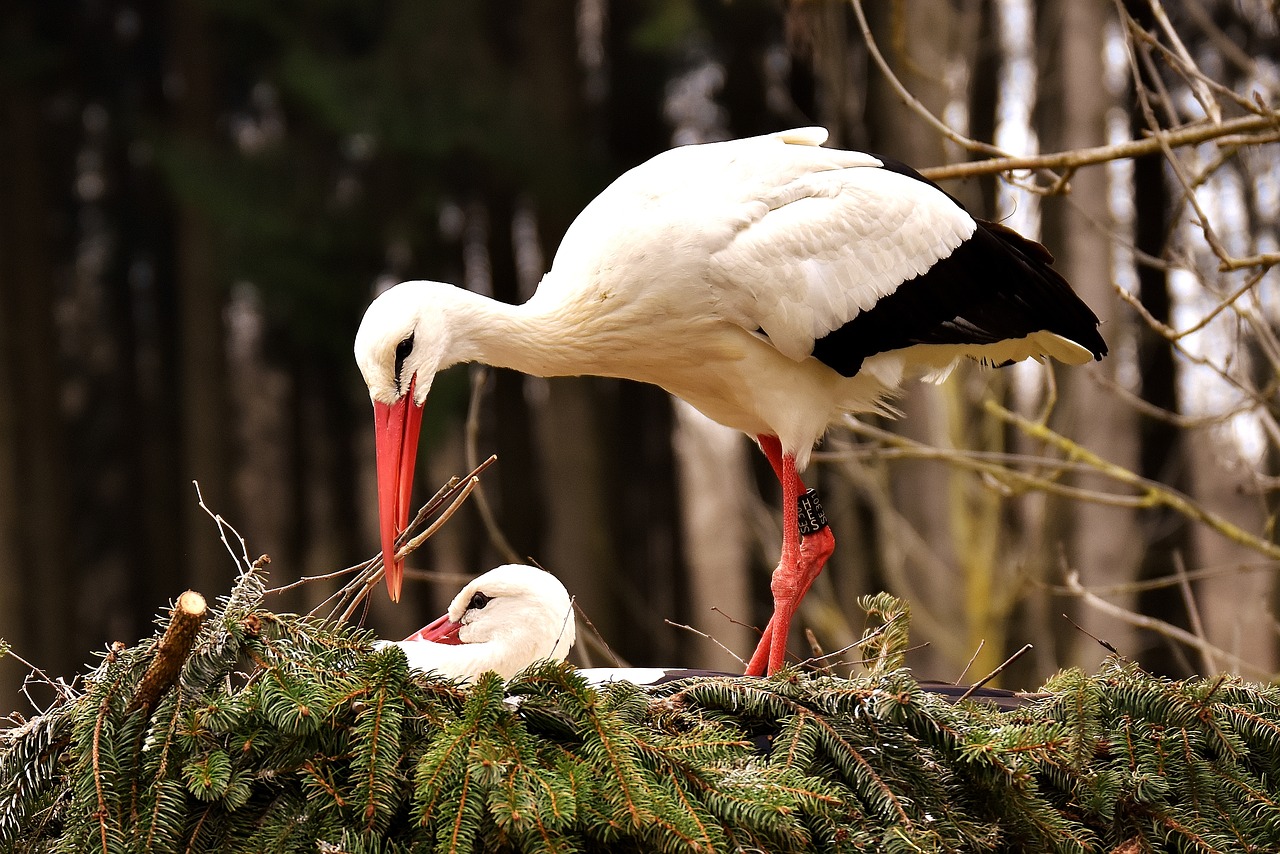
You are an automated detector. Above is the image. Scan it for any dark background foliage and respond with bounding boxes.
[3,0,1279,711]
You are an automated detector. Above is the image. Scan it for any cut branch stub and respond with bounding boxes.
[125,590,208,714]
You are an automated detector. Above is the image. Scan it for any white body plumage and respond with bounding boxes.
[355,128,1097,471]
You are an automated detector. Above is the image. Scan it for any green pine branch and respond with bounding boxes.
[4,574,1280,853]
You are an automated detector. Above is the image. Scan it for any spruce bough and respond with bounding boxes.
[3,570,1280,853]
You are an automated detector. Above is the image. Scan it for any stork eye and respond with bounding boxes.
[393,333,414,391]
[468,592,491,611]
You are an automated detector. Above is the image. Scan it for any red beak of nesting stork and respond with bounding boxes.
[401,612,464,644]
[372,378,423,602]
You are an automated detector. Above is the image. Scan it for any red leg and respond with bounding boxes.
[745,436,836,676]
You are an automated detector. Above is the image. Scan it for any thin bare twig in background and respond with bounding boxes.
[955,640,985,686]
[918,113,1278,184]
[1062,613,1123,658]
[194,481,255,576]
[1061,571,1266,678]
[1046,560,1279,597]
[572,599,627,669]
[987,403,1280,562]
[849,0,1011,161]
[1173,552,1217,675]
[665,619,746,668]
[465,367,522,564]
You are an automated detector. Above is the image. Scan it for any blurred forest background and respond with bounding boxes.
[3,0,1280,712]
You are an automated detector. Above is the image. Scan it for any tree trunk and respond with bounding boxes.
[0,27,73,700]
[1034,0,1136,672]
[509,0,625,663]
[1124,0,1197,677]
[170,0,231,596]
[672,403,753,670]
[861,0,970,677]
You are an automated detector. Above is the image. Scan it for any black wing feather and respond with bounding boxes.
[810,157,1107,378]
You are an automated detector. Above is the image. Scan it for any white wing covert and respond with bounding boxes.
[710,155,977,364]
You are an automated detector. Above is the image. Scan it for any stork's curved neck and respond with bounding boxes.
[442,280,601,378]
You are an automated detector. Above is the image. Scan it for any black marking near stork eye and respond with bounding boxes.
[468,591,491,611]
[393,333,414,394]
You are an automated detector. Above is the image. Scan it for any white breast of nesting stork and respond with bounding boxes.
[380,565,575,682]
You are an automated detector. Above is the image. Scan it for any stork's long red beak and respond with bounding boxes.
[373,379,424,602]
[402,613,464,644]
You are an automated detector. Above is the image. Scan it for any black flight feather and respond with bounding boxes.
[809,156,1107,378]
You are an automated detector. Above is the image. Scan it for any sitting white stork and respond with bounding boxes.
[355,127,1106,676]
[380,565,1032,710]
[379,564,575,681]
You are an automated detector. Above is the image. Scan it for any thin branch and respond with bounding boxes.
[1173,552,1217,675]
[918,113,1278,183]
[308,457,497,622]
[833,420,1152,509]
[1172,266,1270,339]
[803,628,828,674]
[1142,0,1222,123]
[1062,571,1268,678]
[1114,283,1280,423]
[849,0,1010,160]
[958,644,1033,702]
[1133,14,1261,119]
[193,481,254,575]
[710,606,764,638]
[395,477,480,562]
[1045,560,1280,597]
[1220,251,1280,272]
[805,637,882,668]
[1061,613,1123,658]
[1180,0,1260,79]
[2,649,77,711]
[664,619,746,668]
[268,562,365,594]
[464,367,521,564]
[1086,371,1252,430]
[1127,26,1234,267]
[986,402,1280,561]
[550,556,626,668]
[955,640,985,686]
[337,477,479,623]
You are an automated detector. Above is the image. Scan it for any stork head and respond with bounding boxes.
[354,281,458,602]
[403,565,577,678]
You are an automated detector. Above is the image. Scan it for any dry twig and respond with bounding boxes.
[303,456,498,623]
[958,644,1032,702]
[125,591,208,715]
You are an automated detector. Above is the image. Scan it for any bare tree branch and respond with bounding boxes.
[918,113,1278,183]
[1062,571,1268,678]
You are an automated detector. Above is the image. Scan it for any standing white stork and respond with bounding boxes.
[379,564,576,681]
[355,127,1106,676]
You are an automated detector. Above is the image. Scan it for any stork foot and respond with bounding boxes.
[746,435,837,677]
[744,524,836,676]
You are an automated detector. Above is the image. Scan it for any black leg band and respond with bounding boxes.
[797,488,829,536]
